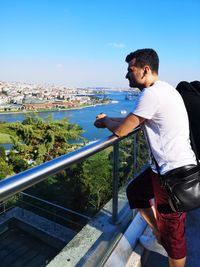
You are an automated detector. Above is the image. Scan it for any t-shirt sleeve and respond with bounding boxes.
[132,89,158,119]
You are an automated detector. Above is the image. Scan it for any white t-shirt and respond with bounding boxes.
[133,80,196,174]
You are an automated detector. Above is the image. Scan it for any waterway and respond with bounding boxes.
[0,91,138,142]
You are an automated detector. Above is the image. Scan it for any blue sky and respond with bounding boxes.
[0,0,200,87]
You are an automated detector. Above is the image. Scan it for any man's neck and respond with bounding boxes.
[143,75,158,89]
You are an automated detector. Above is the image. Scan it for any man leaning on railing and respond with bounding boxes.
[94,48,196,267]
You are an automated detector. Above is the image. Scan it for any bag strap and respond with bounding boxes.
[142,127,161,175]
[151,128,199,174]
[144,125,199,176]
[153,154,161,175]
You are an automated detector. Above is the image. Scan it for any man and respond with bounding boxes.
[94,49,196,267]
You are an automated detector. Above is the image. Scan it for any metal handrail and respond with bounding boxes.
[21,192,91,220]
[0,127,141,223]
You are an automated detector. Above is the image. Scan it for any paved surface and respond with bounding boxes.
[0,227,59,267]
[142,208,200,267]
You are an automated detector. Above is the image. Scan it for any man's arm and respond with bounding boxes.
[94,113,145,137]
[109,117,125,122]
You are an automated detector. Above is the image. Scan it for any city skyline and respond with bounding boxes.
[1,0,200,88]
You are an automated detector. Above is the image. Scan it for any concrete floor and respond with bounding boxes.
[0,227,59,267]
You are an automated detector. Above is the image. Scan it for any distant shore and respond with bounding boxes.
[0,102,110,116]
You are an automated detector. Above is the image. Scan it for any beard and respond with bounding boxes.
[129,80,139,88]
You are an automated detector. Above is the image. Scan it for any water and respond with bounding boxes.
[0,91,138,142]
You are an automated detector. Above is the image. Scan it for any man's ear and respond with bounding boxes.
[144,65,151,74]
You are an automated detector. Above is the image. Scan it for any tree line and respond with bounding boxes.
[0,114,149,219]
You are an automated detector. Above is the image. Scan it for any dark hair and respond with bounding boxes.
[125,48,159,74]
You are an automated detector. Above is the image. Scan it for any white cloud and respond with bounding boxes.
[56,63,64,69]
[107,42,125,48]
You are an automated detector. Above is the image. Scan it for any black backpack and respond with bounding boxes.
[176,81,200,159]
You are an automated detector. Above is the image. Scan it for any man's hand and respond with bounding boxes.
[94,113,107,128]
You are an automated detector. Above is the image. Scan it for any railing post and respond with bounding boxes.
[3,201,6,213]
[54,210,57,231]
[112,142,119,224]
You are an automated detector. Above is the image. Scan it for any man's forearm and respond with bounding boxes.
[109,117,125,122]
[104,113,144,137]
[103,117,122,135]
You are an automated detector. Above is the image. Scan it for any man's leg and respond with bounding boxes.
[157,211,187,267]
[169,257,186,267]
[152,172,187,267]
[138,206,161,242]
[126,168,161,241]
[126,167,154,210]
[127,168,187,267]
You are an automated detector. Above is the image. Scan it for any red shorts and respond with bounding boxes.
[126,167,186,259]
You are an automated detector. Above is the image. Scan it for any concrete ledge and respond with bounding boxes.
[47,190,134,267]
[125,226,152,267]
[125,249,142,267]
[104,213,147,267]
[0,207,75,244]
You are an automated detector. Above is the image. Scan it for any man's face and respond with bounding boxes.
[125,58,144,90]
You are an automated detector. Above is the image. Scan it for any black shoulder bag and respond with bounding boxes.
[152,132,200,212]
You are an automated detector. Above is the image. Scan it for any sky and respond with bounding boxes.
[0,0,200,88]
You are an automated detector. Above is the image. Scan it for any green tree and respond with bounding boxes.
[60,151,113,214]
[110,131,149,188]
[1,113,149,222]
[7,113,84,168]
[0,158,13,180]
[0,146,6,160]
[8,153,29,173]
[83,151,113,211]
[26,149,113,216]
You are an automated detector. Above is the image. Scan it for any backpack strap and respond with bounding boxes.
[190,125,200,165]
